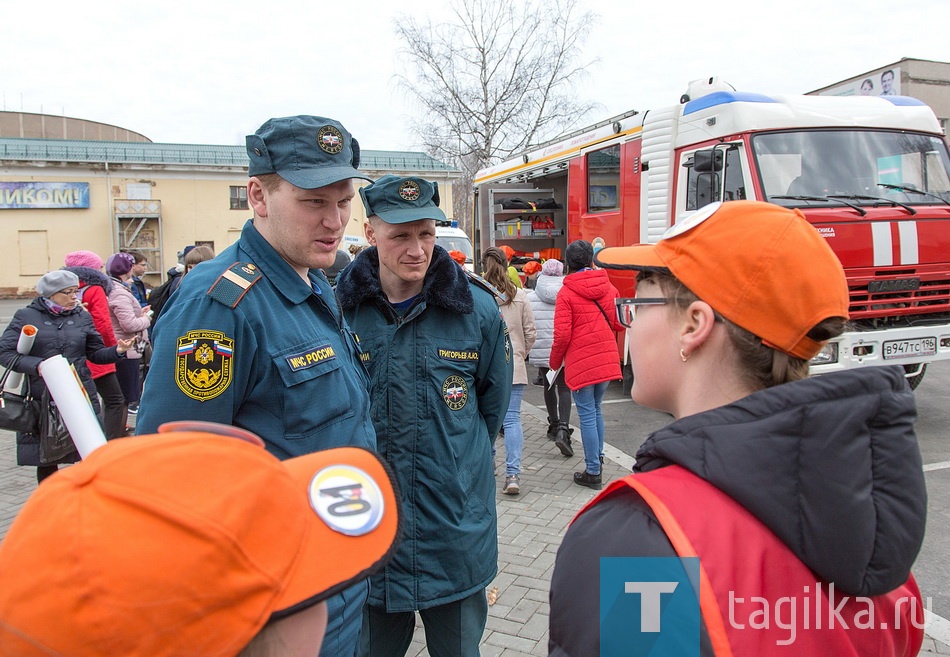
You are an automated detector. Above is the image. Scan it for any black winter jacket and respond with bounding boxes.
[0,298,122,466]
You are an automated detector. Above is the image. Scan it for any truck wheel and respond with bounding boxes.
[903,363,927,390]
[622,361,634,396]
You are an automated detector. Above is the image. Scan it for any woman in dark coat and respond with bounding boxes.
[0,271,131,483]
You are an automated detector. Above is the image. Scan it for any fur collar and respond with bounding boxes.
[63,266,114,295]
[337,245,474,314]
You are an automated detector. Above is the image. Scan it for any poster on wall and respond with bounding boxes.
[818,67,902,98]
[0,182,90,209]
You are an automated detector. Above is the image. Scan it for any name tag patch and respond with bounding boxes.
[438,348,479,362]
[287,344,337,371]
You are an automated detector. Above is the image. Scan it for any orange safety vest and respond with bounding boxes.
[576,465,924,656]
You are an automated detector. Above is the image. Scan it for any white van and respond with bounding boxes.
[435,221,475,272]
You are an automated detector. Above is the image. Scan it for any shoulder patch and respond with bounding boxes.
[207,262,262,308]
[176,330,234,401]
[464,270,507,303]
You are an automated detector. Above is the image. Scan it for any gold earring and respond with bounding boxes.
[680,349,689,362]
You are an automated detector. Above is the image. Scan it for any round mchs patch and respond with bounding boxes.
[310,465,385,536]
[442,374,468,411]
[399,180,421,201]
[317,125,344,154]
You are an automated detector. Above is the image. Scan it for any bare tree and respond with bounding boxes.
[394,0,599,230]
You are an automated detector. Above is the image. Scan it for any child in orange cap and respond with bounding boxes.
[496,244,523,288]
[521,259,541,289]
[0,423,400,657]
[548,201,926,656]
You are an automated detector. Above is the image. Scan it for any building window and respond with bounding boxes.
[230,186,248,210]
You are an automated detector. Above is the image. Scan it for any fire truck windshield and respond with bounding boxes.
[753,129,950,207]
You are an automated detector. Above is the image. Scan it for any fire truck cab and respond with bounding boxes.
[474,78,950,387]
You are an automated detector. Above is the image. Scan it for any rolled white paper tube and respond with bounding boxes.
[5,325,37,391]
[38,354,107,459]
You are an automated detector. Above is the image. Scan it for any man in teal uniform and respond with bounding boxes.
[335,175,512,657]
[137,115,376,657]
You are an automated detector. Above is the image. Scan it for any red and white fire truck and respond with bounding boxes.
[473,78,950,388]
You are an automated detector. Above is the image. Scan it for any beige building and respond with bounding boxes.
[809,57,950,132]
[0,112,459,297]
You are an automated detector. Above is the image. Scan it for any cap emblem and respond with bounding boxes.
[310,465,385,536]
[399,180,421,201]
[317,126,344,154]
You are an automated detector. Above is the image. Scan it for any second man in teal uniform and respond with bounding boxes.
[336,175,512,657]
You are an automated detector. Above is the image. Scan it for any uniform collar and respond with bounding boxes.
[239,219,328,305]
[336,245,474,314]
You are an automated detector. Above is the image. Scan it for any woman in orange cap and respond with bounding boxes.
[548,201,926,656]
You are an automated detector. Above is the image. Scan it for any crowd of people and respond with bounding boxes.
[0,114,929,657]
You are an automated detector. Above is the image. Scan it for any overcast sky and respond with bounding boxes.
[3,0,948,154]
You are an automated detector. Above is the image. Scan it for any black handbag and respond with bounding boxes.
[38,394,75,466]
[0,360,40,434]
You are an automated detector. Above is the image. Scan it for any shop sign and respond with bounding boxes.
[0,182,90,209]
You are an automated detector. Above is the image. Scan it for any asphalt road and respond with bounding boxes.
[522,359,950,625]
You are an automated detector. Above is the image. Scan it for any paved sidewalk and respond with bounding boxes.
[1,405,946,656]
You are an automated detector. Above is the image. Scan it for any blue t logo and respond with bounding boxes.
[600,557,700,656]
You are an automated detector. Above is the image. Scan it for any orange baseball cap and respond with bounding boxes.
[521,260,542,276]
[0,426,400,656]
[448,249,468,265]
[594,201,849,360]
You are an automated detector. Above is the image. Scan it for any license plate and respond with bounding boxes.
[883,337,937,360]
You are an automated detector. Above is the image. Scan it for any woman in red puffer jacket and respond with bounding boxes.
[549,240,624,490]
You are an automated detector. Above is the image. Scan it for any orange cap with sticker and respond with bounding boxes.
[0,425,400,656]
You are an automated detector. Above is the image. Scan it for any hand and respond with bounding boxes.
[116,338,135,354]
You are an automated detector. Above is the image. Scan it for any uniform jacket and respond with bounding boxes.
[526,273,563,368]
[107,278,150,360]
[336,245,513,612]
[0,298,121,466]
[136,219,376,461]
[548,366,927,656]
[66,266,117,379]
[548,269,623,390]
[500,288,536,385]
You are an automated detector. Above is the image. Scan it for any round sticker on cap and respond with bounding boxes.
[662,202,723,240]
[399,180,421,201]
[317,126,344,155]
[310,465,385,536]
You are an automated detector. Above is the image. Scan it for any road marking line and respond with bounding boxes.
[926,610,950,647]
[923,461,950,472]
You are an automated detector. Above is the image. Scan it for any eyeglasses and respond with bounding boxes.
[615,297,668,328]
